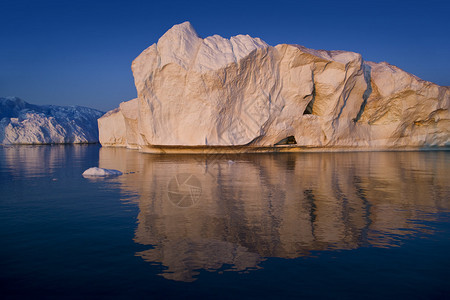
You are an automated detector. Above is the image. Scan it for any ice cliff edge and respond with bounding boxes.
[99,22,449,151]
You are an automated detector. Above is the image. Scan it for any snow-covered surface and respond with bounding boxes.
[0,97,104,144]
[82,167,122,177]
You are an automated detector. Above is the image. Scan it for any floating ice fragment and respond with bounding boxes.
[82,167,123,177]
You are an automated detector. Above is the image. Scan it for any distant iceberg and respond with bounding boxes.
[82,167,123,177]
[0,97,104,144]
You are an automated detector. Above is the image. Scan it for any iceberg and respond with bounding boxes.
[0,97,104,144]
[82,167,123,177]
[99,22,449,152]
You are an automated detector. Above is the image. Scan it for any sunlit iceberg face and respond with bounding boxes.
[99,22,449,150]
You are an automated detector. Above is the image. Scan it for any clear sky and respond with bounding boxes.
[1,0,449,111]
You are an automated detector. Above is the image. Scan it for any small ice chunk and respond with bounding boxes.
[82,167,123,177]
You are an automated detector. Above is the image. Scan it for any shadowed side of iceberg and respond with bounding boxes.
[0,97,104,145]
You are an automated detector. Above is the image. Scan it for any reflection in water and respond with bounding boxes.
[98,148,450,282]
[2,145,98,178]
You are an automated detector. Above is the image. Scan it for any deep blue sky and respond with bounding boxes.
[1,0,449,111]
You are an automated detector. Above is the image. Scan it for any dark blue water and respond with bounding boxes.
[1,145,449,299]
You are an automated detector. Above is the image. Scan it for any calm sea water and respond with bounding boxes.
[0,145,449,299]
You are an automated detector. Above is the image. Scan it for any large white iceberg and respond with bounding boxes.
[99,22,449,152]
[0,97,104,144]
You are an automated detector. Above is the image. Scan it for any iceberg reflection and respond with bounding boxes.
[99,148,450,282]
[3,145,97,178]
